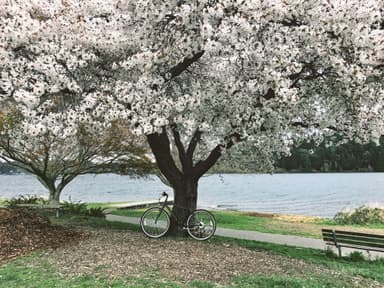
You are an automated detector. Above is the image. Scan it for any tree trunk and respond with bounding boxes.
[147,127,225,237]
[48,188,61,205]
[36,176,62,205]
[168,177,198,236]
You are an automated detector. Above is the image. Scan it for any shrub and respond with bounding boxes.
[86,207,106,218]
[333,206,384,225]
[61,201,88,215]
[324,247,338,259]
[61,201,106,218]
[4,195,48,207]
[347,251,366,262]
[4,197,106,218]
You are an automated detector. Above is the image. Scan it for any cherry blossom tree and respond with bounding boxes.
[1,0,383,233]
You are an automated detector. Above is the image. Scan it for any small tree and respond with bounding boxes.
[0,110,153,204]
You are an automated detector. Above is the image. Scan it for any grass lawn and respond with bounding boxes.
[106,206,384,239]
[1,214,384,288]
[2,259,374,288]
[3,260,379,288]
[86,202,131,209]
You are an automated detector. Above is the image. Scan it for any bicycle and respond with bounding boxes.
[140,192,216,241]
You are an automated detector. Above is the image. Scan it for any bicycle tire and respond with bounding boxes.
[186,209,216,241]
[140,207,170,238]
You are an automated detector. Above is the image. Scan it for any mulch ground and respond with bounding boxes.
[0,208,85,262]
[36,229,381,286]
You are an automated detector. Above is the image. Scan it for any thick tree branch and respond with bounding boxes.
[263,88,275,100]
[277,18,306,27]
[171,124,188,170]
[186,129,201,159]
[291,121,338,131]
[147,127,183,186]
[194,145,222,178]
[166,51,205,81]
[194,132,242,178]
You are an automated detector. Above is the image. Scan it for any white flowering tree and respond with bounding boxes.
[1,0,383,233]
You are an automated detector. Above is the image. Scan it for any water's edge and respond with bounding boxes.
[1,173,383,218]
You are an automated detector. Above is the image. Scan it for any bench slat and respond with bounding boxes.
[322,229,384,240]
[321,235,384,243]
[323,237,384,250]
[323,234,384,244]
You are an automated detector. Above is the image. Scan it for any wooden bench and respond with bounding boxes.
[322,228,384,257]
[15,204,62,218]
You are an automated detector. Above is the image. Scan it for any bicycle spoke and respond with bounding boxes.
[140,207,170,238]
[186,209,216,241]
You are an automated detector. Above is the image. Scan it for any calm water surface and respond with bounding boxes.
[0,173,383,218]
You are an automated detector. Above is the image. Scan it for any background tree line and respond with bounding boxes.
[210,135,384,173]
[277,136,384,172]
[0,162,23,174]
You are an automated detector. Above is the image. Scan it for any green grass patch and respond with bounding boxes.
[0,258,190,288]
[0,257,124,288]
[112,208,144,218]
[230,274,359,288]
[86,202,131,209]
[212,210,319,238]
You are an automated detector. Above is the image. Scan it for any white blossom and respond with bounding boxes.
[0,0,383,171]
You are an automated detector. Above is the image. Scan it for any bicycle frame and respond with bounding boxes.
[154,192,171,223]
[156,192,191,229]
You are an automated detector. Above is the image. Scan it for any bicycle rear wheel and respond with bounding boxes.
[140,207,170,238]
[186,209,216,241]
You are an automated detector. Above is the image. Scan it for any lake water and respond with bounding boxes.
[0,173,383,218]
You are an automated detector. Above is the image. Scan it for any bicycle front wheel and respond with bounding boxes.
[186,209,216,241]
[140,207,170,238]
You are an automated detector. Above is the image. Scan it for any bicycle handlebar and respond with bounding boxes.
[159,191,168,203]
